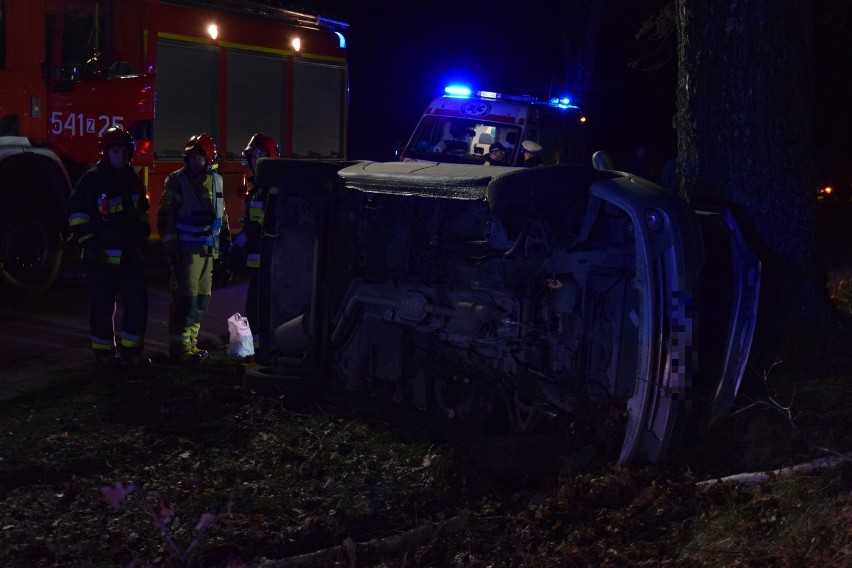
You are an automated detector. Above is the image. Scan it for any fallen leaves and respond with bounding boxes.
[0,353,850,566]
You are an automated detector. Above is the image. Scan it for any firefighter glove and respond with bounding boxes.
[81,243,99,268]
[165,249,180,268]
[212,258,233,289]
[227,243,246,273]
[138,241,150,264]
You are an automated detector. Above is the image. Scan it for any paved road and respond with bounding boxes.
[0,263,250,402]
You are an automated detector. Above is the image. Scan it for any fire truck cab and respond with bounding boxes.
[0,0,348,297]
[400,86,586,167]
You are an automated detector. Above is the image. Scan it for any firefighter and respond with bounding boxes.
[66,126,151,369]
[231,133,279,354]
[157,133,231,365]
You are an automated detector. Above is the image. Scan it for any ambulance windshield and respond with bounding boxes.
[404,117,522,166]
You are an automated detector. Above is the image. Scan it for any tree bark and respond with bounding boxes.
[675,1,829,364]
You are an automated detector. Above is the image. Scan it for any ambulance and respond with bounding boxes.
[400,86,587,167]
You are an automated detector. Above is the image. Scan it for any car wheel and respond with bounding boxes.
[0,208,64,299]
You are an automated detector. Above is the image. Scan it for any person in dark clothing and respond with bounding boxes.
[484,142,508,166]
[66,126,151,369]
[521,140,543,167]
[231,132,279,353]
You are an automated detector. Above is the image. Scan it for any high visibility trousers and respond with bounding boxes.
[86,255,148,361]
[168,252,213,358]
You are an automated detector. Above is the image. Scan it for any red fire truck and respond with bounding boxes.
[0,0,349,297]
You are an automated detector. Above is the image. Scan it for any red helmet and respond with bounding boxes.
[183,133,218,164]
[242,133,280,160]
[98,126,135,160]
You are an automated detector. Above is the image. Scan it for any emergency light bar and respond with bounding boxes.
[444,85,472,97]
[444,85,580,109]
[550,97,578,109]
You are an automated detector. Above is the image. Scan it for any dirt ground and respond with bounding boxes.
[1,342,850,567]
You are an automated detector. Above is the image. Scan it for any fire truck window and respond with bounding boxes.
[57,1,130,81]
[61,10,99,80]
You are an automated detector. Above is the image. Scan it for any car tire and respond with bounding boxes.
[0,207,64,299]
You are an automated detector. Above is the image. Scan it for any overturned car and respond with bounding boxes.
[249,160,760,471]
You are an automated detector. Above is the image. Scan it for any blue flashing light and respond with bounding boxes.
[318,16,350,29]
[549,96,578,109]
[335,32,346,49]
[444,85,472,98]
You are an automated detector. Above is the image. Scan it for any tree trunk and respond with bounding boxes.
[675,1,829,364]
[556,0,607,105]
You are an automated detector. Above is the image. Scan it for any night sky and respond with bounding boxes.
[292,0,849,188]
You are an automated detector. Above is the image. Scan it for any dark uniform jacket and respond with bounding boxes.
[232,175,267,269]
[66,160,150,264]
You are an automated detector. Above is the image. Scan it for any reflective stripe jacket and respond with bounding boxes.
[232,175,267,269]
[66,160,150,264]
[158,167,230,257]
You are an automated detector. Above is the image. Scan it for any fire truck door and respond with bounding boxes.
[45,0,155,166]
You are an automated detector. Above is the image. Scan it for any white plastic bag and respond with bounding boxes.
[227,313,255,358]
